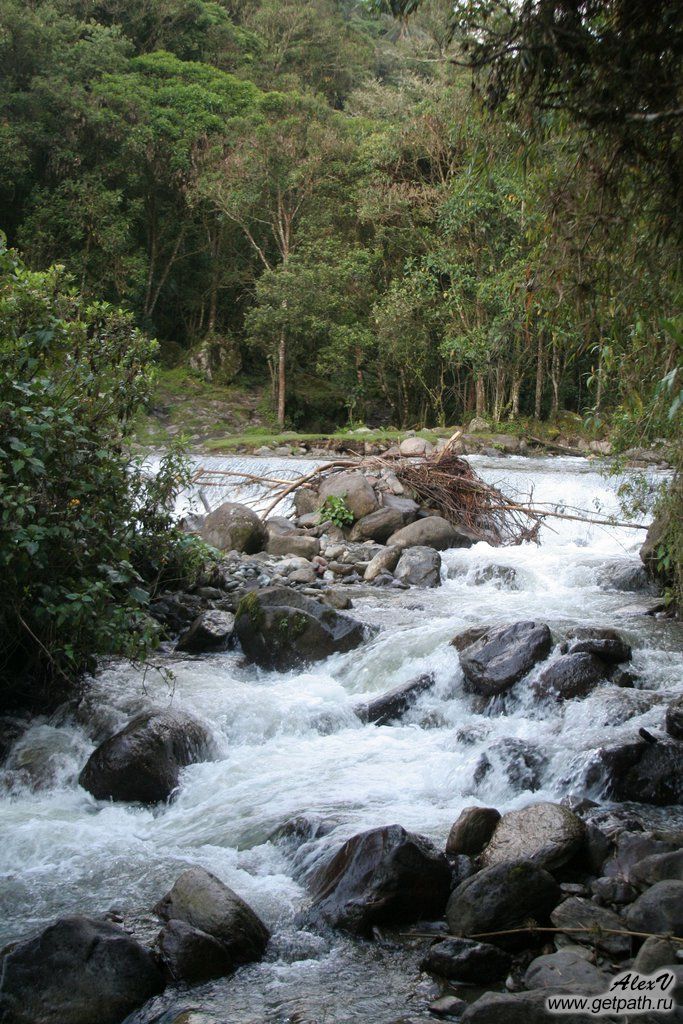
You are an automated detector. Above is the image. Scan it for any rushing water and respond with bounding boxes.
[1,455,681,1024]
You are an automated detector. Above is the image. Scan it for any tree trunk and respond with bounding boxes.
[475,374,486,418]
[550,345,561,418]
[277,328,286,428]
[510,371,521,419]
[534,335,544,419]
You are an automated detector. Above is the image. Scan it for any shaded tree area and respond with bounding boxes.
[1,0,680,435]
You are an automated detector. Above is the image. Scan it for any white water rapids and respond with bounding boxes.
[1,455,681,1024]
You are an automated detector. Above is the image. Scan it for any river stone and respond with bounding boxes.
[266,532,320,559]
[153,867,269,966]
[199,502,267,554]
[631,849,683,886]
[234,587,367,670]
[474,737,548,794]
[450,626,489,652]
[624,880,683,937]
[597,560,652,593]
[350,507,405,543]
[666,696,683,740]
[318,471,378,521]
[550,897,630,958]
[158,920,237,983]
[461,989,596,1024]
[611,740,683,805]
[459,621,553,696]
[399,436,433,457]
[381,495,420,523]
[394,546,442,588]
[79,709,214,804]
[446,860,561,939]
[364,546,401,581]
[602,830,678,881]
[175,610,235,653]
[565,626,632,664]
[421,936,511,983]
[293,487,319,517]
[482,803,585,871]
[533,653,606,701]
[356,674,436,725]
[523,949,608,993]
[307,824,451,936]
[388,516,477,551]
[0,915,165,1024]
[633,935,682,973]
[446,807,501,857]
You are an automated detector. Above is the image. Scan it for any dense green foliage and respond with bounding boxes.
[0,243,209,708]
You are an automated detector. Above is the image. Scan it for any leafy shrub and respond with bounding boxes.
[318,494,354,528]
[0,242,209,710]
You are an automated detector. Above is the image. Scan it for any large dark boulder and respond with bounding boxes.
[587,738,683,806]
[0,916,164,1024]
[153,867,269,967]
[630,849,683,886]
[523,949,609,994]
[446,860,561,940]
[482,803,585,871]
[625,880,683,937]
[356,674,435,725]
[388,516,477,551]
[266,532,320,559]
[157,920,238,984]
[565,626,632,665]
[175,609,234,653]
[307,824,451,935]
[421,936,511,983]
[461,990,596,1024]
[319,471,378,521]
[79,709,214,804]
[234,587,367,670]
[533,653,606,701]
[199,502,267,554]
[550,897,630,958]
[446,807,501,857]
[349,506,405,543]
[459,621,553,696]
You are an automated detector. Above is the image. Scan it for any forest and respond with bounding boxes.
[2,0,680,434]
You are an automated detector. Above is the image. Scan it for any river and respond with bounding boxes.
[1,454,681,1024]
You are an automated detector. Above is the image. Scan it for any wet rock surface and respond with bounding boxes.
[394,546,442,588]
[446,860,561,940]
[78,709,214,804]
[481,802,585,870]
[446,807,501,857]
[421,936,511,983]
[175,609,235,653]
[459,621,553,696]
[356,674,436,725]
[533,653,607,701]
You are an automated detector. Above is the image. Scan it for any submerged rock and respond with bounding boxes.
[421,936,511,983]
[446,860,561,940]
[175,609,235,653]
[356,674,436,725]
[482,803,585,871]
[153,867,269,968]
[79,709,214,804]
[459,621,553,696]
[307,824,451,935]
[474,737,548,793]
[199,502,267,554]
[0,915,164,1024]
[234,587,367,670]
[394,546,442,588]
[446,807,501,858]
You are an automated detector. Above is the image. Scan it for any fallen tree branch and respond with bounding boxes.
[259,459,356,519]
[401,925,683,944]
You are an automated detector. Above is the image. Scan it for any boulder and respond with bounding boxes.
[633,935,682,973]
[234,587,367,670]
[429,995,468,1019]
[356,674,436,725]
[446,807,501,857]
[265,515,296,536]
[153,867,269,967]
[459,621,553,697]
[482,803,585,871]
[318,472,378,521]
[421,936,511,983]
[157,920,236,983]
[474,737,548,793]
[381,495,420,524]
[601,739,683,805]
[79,709,214,804]
[446,860,561,939]
[565,626,632,664]
[451,626,489,652]
[266,532,321,559]
[602,830,678,881]
[666,696,683,740]
[399,436,433,457]
[597,560,652,593]
[388,516,477,551]
[463,990,600,1024]
[307,824,451,936]
[624,880,683,937]
[523,949,608,993]
[394,546,442,588]
[630,849,683,886]
[349,507,405,543]
[293,487,319,517]
[550,897,630,957]
[175,610,235,654]
[364,546,401,581]
[0,916,164,1024]
[468,418,490,433]
[532,653,606,702]
[199,502,267,554]
[640,508,672,583]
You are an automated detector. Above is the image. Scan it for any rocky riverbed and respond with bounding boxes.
[0,453,681,1024]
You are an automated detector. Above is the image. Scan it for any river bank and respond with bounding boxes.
[1,453,681,1024]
